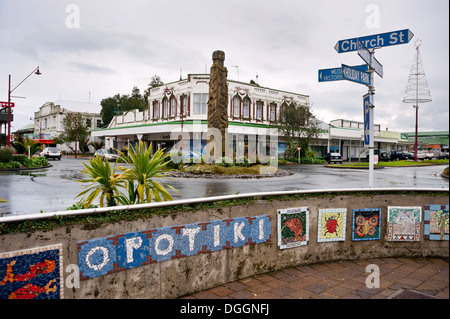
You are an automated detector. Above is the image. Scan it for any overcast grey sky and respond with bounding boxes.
[0,0,448,133]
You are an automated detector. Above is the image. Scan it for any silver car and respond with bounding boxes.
[94,149,119,162]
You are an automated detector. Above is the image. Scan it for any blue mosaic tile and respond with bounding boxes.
[77,214,271,280]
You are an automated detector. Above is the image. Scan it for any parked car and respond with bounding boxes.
[324,152,343,164]
[94,149,119,162]
[367,149,390,161]
[168,149,203,163]
[436,152,449,160]
[413,151,426,160]
[389,151,409,161]
[39,147,62,160]
[424,151,435,160]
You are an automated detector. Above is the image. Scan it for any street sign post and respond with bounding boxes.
[341,64,371,86]
[318,65,369,82]
[334,29,414,53]
[321,28,413,188]
[363,93,372,147]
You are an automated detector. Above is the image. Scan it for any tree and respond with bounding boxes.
[100,96,119,127]
[55,112,90,153]
[276,102,321,159]
[143,75,164,105]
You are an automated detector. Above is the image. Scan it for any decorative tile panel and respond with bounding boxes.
[387,206,421,241]
[424,204,449,241]
[317,208,346,242]
[77,214,271,280]
[0,244,63,299]
[277,207,309,249]
[352,208,381,241]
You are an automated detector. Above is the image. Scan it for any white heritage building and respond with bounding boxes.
[92,74,312,158]
[91,74,409,160]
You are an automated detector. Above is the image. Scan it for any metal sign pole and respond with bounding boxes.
[368,49,376,188]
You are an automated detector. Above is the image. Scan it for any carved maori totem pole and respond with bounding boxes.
[207,50,229,160]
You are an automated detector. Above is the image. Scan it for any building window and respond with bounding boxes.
[256,101,263,120]
[233,96,240,117]
[170,96,177,117]
[153,101,159,119]
[269,103,277,122]
[180,95,188,116]
[193,93,208,115]
[162,98,169,118]
[242,97,250,119]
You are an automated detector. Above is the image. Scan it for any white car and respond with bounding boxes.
[94,149,119,162]
[40,147,62,160]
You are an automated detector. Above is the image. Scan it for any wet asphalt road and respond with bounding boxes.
[0,157,448,216]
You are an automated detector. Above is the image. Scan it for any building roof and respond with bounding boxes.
[52,100,101,114]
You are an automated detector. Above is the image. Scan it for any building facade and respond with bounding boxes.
[32,100,103,152]
[92,74,310,158]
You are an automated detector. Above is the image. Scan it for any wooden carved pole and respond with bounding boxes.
[207,50,229,159]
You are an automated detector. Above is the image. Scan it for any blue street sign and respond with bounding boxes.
[357,40,383,78]
[318,65,369,82]
[341,64,371,86]
[335,29,414,53]
[363,93,371,146]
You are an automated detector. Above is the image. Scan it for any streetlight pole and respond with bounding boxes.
[7,66,41,147]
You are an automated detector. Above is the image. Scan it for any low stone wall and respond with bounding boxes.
[0,189,448,299]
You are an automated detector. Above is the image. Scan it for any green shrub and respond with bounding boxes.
[12,154,27,164]
[215,156,233,167]
[0,147,15,163]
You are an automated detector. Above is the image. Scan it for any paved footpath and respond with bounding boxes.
[182,257,448,299]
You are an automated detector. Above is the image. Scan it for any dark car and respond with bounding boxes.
[389,150,411,161]
[324,152,343,164]
[436,152,449,160]
[369,149,390,161]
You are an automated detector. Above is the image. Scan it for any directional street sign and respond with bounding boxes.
[341,64,371,86]
[357,40,383,77]
[363,93,371,146]
[318,65,369,82]
[0,101,15,108]
[334,29,414,53]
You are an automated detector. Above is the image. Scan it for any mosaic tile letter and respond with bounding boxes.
[0,244,63,299]
[352,208,381,241]
[424,204,449,241]
[277,207,309,249]
[317,208,346,242]
[78,214,271,280]
[387,206,421,241]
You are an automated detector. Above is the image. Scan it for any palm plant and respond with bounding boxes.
[76,156,126,208]
[117,140,179,204]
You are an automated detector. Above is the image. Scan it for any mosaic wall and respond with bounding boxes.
[387,206,421,241]
[0,244,63,299]
[277,207,309,249]
[424,204,449,241]
[352,208,381,241]
[77,214,272,280]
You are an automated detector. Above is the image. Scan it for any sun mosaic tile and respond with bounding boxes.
[387,206,421,241]
[352,208,381,241]
[77,214,272,280]
[277,207,309,249]
[424,204,449,241]
[317,208,346,242]
[0,244,63,299]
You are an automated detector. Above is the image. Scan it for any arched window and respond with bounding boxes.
[162,98,168,118]
[170,95,177,117]
[256,101,264,120]
[233,96,241,118]
[242,97,251,119]
[153,101,159,119]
